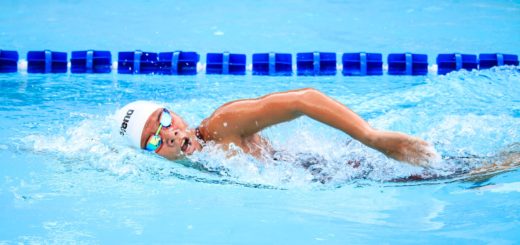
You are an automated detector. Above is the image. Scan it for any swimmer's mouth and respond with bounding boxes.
[181,137,190,153]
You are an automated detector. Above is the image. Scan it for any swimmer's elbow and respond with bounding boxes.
[294,88,324,112]
[300,88,327,102]
[299,88,322,97]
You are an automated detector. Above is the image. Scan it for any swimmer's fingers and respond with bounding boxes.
[407,140,440,168]
[372,131,439,167]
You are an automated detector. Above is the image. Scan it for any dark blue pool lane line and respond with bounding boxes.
[71,50,112,73]
[0,50,18,73]
[0,49,518,75]
[207,52,246,75]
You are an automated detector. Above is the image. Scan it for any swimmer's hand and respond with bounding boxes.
[368,131,439,167]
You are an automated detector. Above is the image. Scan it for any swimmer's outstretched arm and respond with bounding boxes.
[203,88,437,166]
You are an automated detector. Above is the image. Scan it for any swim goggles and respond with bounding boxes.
[145,108,173,152]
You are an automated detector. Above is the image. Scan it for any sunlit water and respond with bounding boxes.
[1,0,520,243]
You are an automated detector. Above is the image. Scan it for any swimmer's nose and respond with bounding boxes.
[162,129,185,147]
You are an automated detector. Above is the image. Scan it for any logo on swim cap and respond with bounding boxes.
[120,109,134,135]
[114,101,163,149]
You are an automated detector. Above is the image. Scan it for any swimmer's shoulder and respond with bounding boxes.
[198,114,237,142]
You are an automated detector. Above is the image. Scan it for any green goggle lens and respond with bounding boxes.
[146,135,162,151]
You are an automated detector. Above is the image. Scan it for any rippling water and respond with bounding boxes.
[1,72,519,243]
[1,65,520,244]
[3,66,518,184]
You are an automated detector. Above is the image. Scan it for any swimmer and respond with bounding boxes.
[115,88,438,166]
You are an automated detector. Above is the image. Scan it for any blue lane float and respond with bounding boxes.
[479,53,519,69]
[158,51,199,75]
[27,50,67,73]
[296,52,336,76]
[71,50,112,73]
[3,49,519,75]
[118,51,158,74]
[206,52,246,75]
[436,53,478,75]
[252,53,292,76]
[342,52,383,76]
[0,50,18,73]
[387,53,428,75]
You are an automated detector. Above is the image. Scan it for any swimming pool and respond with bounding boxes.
[1,0,519,243]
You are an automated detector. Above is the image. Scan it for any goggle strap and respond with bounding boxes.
[155,125,162,135]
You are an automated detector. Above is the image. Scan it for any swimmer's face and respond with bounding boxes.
[140,108,203,160]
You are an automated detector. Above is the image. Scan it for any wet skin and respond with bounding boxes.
[139,88,438,166]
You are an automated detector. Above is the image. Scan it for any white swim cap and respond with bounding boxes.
[114,101,163,149]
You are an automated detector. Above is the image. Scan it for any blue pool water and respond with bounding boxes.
[1,0,520,243]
